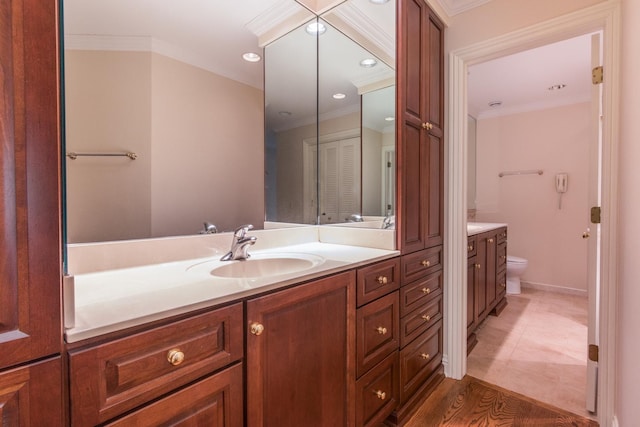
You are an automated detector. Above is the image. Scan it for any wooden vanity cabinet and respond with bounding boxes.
[246,271,356,427]
[68,303,243,426]
[0,0,64,424]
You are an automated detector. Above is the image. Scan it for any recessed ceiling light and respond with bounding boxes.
[242,52,261,62]
[384,116,395,121]
[360,58,378,68]
[369,0,389,4]
[306,22,327,36]
[488,101,502,108]
[548,84,567,91]
[332,93,346,100]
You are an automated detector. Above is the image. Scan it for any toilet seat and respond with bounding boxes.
[507,255,527,264]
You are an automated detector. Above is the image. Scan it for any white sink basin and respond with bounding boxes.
[186,253,325,279]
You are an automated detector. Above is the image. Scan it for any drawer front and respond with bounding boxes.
[467,236,477,258]
[357,292,400,377]
[357,257,401,307]
[69,303,243,426]
[401,246,443,284]
[399,270,442,317]
[399,321,443,404]
[356,351,399,427]
[106,362,243,427]
[497,242,507,272]
[497,269,507,298]
[400,293,442,348]
[497,227,508,244]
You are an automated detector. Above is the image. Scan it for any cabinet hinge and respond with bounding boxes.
[592,66,603,85]
[590,206,601,224]
[588,344,599,362]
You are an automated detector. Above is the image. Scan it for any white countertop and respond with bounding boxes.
[65,242,398,343]
[467,222,508,236]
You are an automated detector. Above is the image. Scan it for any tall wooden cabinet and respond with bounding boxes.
[0,0,63,424]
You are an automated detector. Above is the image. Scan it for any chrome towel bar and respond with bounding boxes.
[498,169,543,177]
[66,151,137,160]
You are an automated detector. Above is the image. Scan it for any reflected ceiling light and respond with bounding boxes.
[332,93,346,100]
[360,58,378,68]
[548,84,567,91]
[385,116,395,121]
[306,22,327,35]
[369,0,390,4]
[242,52,261,62]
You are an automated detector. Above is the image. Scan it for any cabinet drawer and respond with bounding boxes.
[497,242,507,272]
[399,321,443,404]
[105,362,243,427]
[467,236,477,258]
[497,269,507,297]
[69,303,243,426]
[356,351,399,427]
[401,246,443,284]
[357,257,401,307]
[497,227,508,243]
[400,293,442,348]
[357,292,400,377]
[399,270,442,317]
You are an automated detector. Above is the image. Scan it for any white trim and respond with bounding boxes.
[445,2,620,425]
[520,281,588,297]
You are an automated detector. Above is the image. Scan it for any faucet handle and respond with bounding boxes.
[234,224,254,238]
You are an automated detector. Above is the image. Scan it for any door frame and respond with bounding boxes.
[444,2,620,425]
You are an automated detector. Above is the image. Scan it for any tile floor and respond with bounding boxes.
[466,286,597,421]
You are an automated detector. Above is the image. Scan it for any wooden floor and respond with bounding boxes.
[403,376,599,427]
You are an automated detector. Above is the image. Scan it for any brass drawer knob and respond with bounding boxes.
[422,287,431,294]
[421,314,431,322]
[488,238,494,243]
[475,263,481,269]
[500,255,507,260]
[376,275,388,285]
[421,122,433,130]
[374,390,387,400]
[167,349,185,366]
[468,245,473,251]
[500,282,506,288]
[250,322,264,336]
[421,260,431,267]
[420,353,430,360]
[376,326,388,335]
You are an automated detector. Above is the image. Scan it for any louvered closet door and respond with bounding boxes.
[319,137,361,224]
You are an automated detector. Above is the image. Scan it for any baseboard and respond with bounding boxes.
[521,281,588,297]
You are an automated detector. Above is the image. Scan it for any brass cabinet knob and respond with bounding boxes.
[376,326,388,335]
[167,349,185,366]
[422,287,431,294]
[376,275,388,285]
[421,314,431,322]
[250,322,264,336]
[468,245,474,251]
[500,282,506,288]
[500,255,507,260]
[374,390,387,400]
[420,353,430,360]
[488,238,494,243]
[421,260,431,267]
[421,122,433,130]
[475,263,481,269]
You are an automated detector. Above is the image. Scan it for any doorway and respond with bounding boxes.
[444,4,620,425]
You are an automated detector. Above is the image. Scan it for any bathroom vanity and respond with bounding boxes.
[466,223,508,353]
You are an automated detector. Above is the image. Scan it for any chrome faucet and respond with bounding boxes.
[346,213,364,222]
[199,221,218,234]
[220,224,257,261]
[381,215,394,229]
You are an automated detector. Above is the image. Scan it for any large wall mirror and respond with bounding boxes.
[265,0,396,226]
[63,0,395,245]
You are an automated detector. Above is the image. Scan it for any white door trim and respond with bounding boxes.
[444,2,620,425]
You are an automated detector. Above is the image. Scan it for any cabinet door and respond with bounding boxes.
[0,0,61,370]
[0,357,63,425]
[246,271,356,427]
[467,257,478,334]
[485,232,498,309]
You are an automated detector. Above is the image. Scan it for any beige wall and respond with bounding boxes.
[475,103,590,291]
[65,50,264,242]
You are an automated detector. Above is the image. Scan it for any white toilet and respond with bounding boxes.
[506,256,528,295]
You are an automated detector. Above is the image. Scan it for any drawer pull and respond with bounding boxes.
[500,282,506,288]
[475,263,481,269]
[421,122,433,130]
[250,322,265,336]
[376,275,389,285]
[468,245,474,251]
[167,349,185,366]
[420,353,431,361]
[421,260,431,267]
[488,238,495,243]
[376,326,388,335]
[421,314,431,322]
[500,255,507,261]
[422,287,431,294]
[374,390,387,400]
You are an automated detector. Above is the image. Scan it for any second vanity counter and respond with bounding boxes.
[467,222,508,236]
[66,233,398,343]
